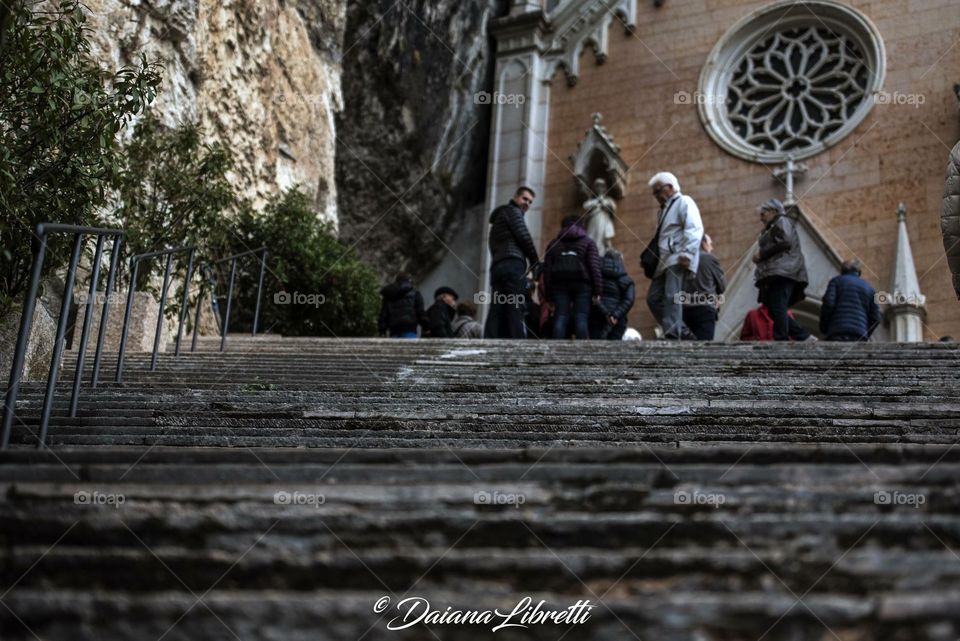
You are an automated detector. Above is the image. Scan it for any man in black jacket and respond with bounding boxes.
[378,272,425,338]
[484,186,540,338]
[425,286,458,338]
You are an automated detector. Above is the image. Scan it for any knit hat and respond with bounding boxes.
[434,286,458,300]
[760,198,786,216]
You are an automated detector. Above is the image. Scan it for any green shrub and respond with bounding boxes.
[113,112,236,289]
[222,189,380,337]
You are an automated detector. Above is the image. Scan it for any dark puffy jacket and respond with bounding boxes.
[819,272,881,340]
[425,300,454,338]
[378,281,424,335]
[941,140,960,298]
[755,213,808,304]
[597,252,635,320]
[488,202,539,268]
[543,223,602,300]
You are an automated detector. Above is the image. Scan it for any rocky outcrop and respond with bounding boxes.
[83,0,346,221]
[335,0,508,280]
[0,294,57,382]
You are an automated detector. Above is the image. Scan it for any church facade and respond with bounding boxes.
[474,0,960,340]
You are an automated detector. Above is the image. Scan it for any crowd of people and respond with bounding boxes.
[378,172,883,342]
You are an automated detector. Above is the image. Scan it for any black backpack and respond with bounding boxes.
[546,240,587,281]
[386,291,417,328]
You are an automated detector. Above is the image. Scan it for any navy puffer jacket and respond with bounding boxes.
[819,272,881,339]
[598,251,635,320]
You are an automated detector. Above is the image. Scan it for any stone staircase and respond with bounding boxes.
[2,337,960,640]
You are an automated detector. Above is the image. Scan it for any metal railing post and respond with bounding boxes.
[220,258,237,352]
[37,234,85,448]
[175,249,195,357]
[150,253,174,371]
[191,272,205,353]
[69,236,105,417]
[115,258,139,384]
[91,236,122,388]
[1,230,49,449]
[252,249,267,336]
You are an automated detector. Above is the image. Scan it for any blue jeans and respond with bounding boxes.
[552,281,592,339]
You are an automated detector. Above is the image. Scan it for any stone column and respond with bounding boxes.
[480,10,551,319]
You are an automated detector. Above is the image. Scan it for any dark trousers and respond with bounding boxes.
[485,258,527,339]
[827,334,867,342]
[761,276,810,341]
[683,306,717,341]
[552,280,592,339]
[589,309,627,340]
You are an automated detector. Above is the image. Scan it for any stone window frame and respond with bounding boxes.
[697,0,886,163]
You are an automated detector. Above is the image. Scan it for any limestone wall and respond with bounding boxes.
[83,0,346,222]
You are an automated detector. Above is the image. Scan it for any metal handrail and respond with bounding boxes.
[115,246,195,383]
[1,223,124,450]
[194,246,267,352]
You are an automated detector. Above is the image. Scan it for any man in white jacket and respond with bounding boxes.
[645,171,704,339]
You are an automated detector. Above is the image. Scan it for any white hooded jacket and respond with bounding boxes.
[655,191,704,277]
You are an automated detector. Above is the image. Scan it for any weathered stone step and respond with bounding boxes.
[3,543,957,594]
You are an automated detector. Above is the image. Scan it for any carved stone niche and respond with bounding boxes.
[569,113,628,203]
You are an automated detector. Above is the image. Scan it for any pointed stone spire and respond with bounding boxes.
[885,203,927,342]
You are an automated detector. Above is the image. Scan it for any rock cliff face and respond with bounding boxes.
[84,0,346,222]
[80,0,505,275]
[335,0,508,282]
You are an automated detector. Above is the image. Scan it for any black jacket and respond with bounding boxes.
[488,201,539,268]
[378,281,424,335]
[425,300,455,338]
[819,273,881,339]
[686,251,726,306]
[596,252,635,320]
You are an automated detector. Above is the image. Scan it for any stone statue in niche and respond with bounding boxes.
[582,177,616,254]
